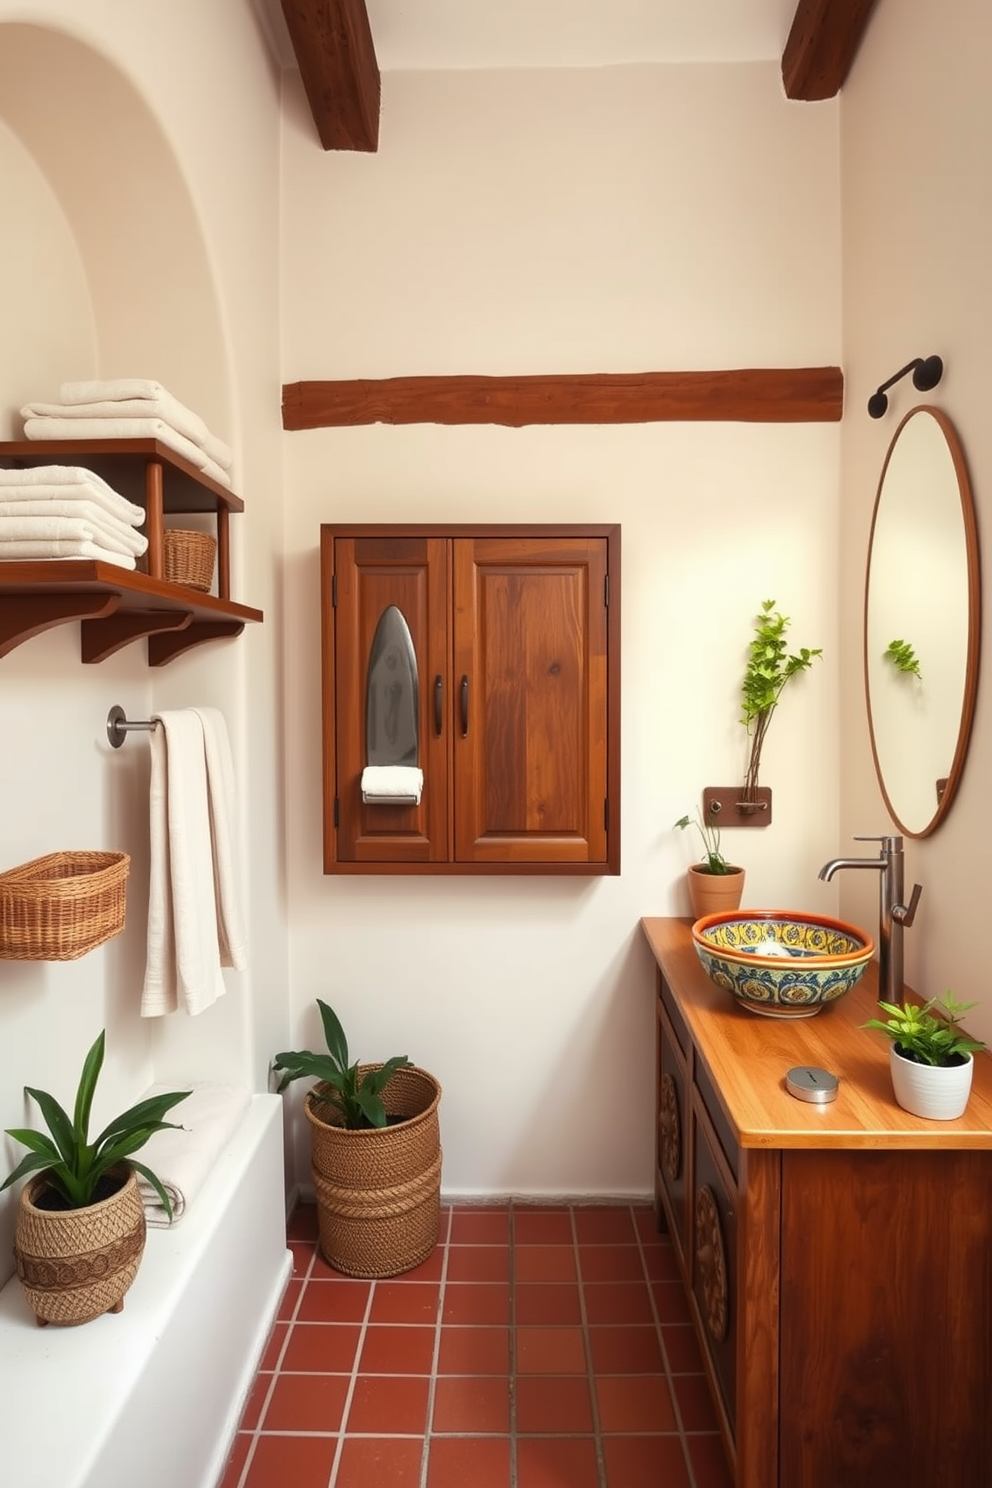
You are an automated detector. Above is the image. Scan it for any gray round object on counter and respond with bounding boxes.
[786,1066,839,1104]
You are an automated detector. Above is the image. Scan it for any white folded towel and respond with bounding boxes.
[135,1082,251,1226]
[0,511,147,556]
[141,710,227,1019]
[0,466,145,524]
[0,500,146,552]
[361,765,424,804]
[53,381,232,471]
[23,416,231,489]
[191,706,248,972]
[0,538,136,567]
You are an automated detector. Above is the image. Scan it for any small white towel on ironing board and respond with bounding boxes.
[135,1082,251,1226]
[141,710,226,1018]
[191,706,248,972]
[361,765,424,804]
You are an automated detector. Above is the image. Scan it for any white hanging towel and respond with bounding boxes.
[141,710,226,1018]
[191,706,248,971]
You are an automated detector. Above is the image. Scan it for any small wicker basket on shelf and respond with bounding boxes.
[163,529,216,592]
[0,851,130,961]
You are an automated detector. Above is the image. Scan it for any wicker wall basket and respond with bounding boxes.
[0,851,129,960]
[306,1064,443,1279]
[163,528,216,592]
[14,1166,147,1326]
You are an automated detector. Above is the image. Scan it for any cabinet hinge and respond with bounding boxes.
[331,574,338,607]
[333,797,340,827]
[604,573,610,607]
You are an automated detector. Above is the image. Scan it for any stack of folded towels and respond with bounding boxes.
[0,464,148,569]
[19,378,233,489]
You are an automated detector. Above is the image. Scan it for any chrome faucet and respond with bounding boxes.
[818,835,922,1004]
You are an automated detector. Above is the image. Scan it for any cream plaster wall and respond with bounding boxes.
[839,0,992,1041]
[281,63,842,1196]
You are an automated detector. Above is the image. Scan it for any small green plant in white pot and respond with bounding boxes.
[862,993,987,1120]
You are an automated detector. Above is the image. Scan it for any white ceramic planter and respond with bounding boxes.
[889,1044,974,1120]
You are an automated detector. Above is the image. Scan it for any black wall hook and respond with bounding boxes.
[867,354,943,417]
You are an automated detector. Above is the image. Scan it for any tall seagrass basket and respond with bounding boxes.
[305,1064,442,1279]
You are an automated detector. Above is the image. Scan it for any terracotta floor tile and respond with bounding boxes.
[513,1245,577,1283]
[432,1374,511,1433]
[258,1321,288,1372]
[515,1375,594,1433]
[516,1435,600,1488]
[369,1281,441,1323]
[449,1207,511,1244]
[289,1239,314,1277]
[514,1283,582,1325]
[334,1436,425,1488]
[447,1245,511,1282]
[583,1282,655,1325]
[427,1435,512,1488]
[632,1206,666,1245]
[595,1374,676,1433]
[684,1433,734,1488]
[238,1374,272,1430]
[642,1242,681,1282]
[359,1323,436,1374]
[513,1208,575,1245]
[216,1432,252,1488]
[672,1373,721,1432]
[287,1203,319,1242]
[515,1325,587,1374]
[578,1245,647,1283]
[297,1278,371,1324]
[261,1371,349,1432]
[662,1324,705,1373]
[437,1326,510,1375]
[573,1207,638,1244]
[346,1374,430,1435]
[587,1324,664,1375]
[242,1433,337,1488]
[282,1321,361,1374]
[602,1433,692,1488]
[652,1280,693,1327]
[277,1278,302,1321]
[442,1283,511,1325]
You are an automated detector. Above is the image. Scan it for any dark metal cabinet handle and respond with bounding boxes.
[434,675,443,736]
[460,675,469,736]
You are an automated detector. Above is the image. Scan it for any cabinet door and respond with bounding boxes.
[326,534,450,865]
[657,1001,689,1272]
[451,536,609,865]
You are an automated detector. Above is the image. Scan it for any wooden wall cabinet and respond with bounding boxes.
[320,524,620,874]
[645,917,992,1488]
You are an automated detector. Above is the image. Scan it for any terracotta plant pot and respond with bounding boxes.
[889,1045,974,1120]
[13,1165,147,1327]
[687,864,745,920]
[306,1064,442,1279]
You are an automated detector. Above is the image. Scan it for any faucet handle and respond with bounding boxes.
[892,883,923,928]
[853,833,904,852]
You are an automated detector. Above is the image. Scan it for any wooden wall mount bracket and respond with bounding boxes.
[81,610,194,665]
[703,786,773,829]
[0,592,121,659]
[148,620,244,667]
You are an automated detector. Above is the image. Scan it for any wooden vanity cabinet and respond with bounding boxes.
[321,524,620,875]
[645,916,992,1488]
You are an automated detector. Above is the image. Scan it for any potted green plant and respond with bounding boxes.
[862,993,987,1120]
[740,600,822,803]
[273,999,442,1278]
[674,810,745,918]
[1,1030,190,1326]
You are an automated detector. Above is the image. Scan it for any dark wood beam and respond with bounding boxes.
[782,0,880,101]
[280,0,380,152]
[282,368,844,429]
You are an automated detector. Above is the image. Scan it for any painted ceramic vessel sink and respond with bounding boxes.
[691,910,875,1018]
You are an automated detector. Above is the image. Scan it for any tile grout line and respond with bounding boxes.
[419,1209,451,1488]
[508,1202,518,1488]
[637,1214,701,1488]
[326,1265,376,1488]
[572,1202,610,1488]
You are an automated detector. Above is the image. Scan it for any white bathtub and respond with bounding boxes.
[0,1093,291,1488]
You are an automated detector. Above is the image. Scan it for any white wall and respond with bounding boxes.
[281,63,842,1196]
[0,3,289,1286]
[839,0,992,1038]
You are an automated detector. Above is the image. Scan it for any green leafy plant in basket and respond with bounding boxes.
[862,993,987,1068]
[273,999,410,1129]
[675,810,735,876]
[1,1029,190,1217]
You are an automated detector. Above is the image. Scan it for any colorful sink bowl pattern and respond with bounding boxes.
[692,910,875,1018]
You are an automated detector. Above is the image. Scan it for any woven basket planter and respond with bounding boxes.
[0,850,129,960]
[163,529,216,591]
[306,1064,442,1279]
[14,1165,147,1327]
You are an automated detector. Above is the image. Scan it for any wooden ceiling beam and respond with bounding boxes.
[280,0,380,151]
[782,0,880,101]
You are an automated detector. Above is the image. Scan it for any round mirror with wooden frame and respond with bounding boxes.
[864,405,981,837]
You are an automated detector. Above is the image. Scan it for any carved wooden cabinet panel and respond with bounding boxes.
[321,524,620,874]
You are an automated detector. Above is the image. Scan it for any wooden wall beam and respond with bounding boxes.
[782,0,880,101]
[282,368,844,429]
[280,0,380,152]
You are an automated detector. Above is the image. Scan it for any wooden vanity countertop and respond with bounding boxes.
[642,916,992,1151]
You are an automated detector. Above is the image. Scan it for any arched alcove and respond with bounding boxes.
[0,22,232,440]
